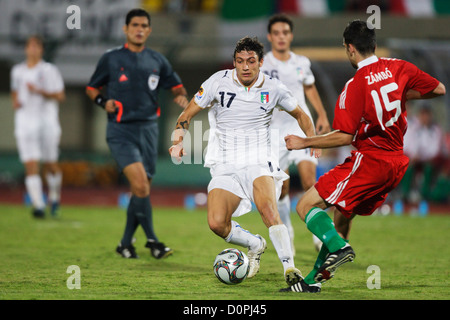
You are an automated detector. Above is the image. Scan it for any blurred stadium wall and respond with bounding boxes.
[0,1,448,204]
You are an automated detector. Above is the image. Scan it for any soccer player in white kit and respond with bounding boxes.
[261,15,331,252]
[10,36,65,218]
[169,37,319,285]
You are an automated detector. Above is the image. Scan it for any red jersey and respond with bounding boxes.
[333,56,439,152]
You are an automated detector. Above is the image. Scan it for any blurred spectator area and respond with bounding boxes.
[0,0,448,195]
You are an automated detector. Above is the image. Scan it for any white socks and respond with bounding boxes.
[277,195,294,242]
[46,172,62,203]
[25,172,62,210]
[25,174,45,210]
[269,224,295,273]
[225,221,261,251]
[224,221,295,273]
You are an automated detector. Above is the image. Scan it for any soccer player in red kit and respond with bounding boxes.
[280,20,446,293]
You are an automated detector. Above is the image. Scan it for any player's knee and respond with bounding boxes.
[208,217,229,238]
[130,180,150,198]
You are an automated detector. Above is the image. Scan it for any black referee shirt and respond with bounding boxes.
[87,44,183,123]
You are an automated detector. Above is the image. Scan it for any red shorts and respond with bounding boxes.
[315,150,409,218]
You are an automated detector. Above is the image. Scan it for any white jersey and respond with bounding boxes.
[196,69,298,168]
[261,51,315,129]
[261,51,318,169]
[11,60,64,128]
[10,60,64,162]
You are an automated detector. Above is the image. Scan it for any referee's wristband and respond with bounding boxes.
[94,94,108,109]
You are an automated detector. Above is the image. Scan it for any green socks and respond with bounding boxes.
[303,207,348,285]
[304,239,349,285]
[305,207,346,253]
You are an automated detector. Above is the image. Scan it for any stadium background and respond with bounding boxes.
[0,0,448,212]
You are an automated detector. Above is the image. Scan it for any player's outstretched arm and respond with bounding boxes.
[288,106,315,137]
[169,98,203,161]
[287,106,321,157]
[406,82,446,100]
[285,130,353,151]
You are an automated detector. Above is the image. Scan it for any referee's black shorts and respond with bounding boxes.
[106,120,158,178]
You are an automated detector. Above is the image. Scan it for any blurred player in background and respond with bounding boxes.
[402,104,448,204]
[86,9,188,259]
[10,35,65,219]
[281,20,445,293]
[262,14,331,253]
[170,36,319,285]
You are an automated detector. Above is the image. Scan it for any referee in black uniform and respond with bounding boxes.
[86,8,188,259]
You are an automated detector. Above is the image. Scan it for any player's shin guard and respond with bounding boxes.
[225,220,261,251]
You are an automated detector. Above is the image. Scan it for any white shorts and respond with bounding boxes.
[15,115,61,163]
[207,162,289,217]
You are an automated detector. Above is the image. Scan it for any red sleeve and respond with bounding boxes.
[404,60,439,95]
[332,78,364,135]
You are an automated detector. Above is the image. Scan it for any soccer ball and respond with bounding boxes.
[213,248,249,285]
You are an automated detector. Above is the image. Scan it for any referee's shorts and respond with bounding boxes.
[106,120,158,178]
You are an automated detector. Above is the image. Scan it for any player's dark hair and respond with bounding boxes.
[233,36,264,61]
[267,14,293,33]
[26,35,44,48]
[343,20,376,55]
[125,8,151,26]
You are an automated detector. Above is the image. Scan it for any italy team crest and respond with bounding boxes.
[261,92,269,104]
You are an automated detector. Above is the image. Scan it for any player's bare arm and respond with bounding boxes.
[27,83,65,102]
[287,106,315,137]
[169,98,203,160]
[11,91,20,109]
[171,85,189,108]
[303,83,330,134]
[406,81,446,100]
[287,106,321,157]
[285,130,353,151]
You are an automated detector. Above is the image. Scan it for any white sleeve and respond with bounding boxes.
[194,74,217,109]
[302,57,315,86]
[276,82,298,112]
[10,65,19,92]
[44,64,64,93]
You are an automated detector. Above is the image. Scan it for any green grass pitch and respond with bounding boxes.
[0,203,448,301]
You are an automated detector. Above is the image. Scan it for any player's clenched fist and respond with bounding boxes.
[169,143,186,163]
[285,135,321,158]
[284,134,307,150]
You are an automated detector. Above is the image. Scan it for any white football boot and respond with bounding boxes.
[247,235,267,278]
